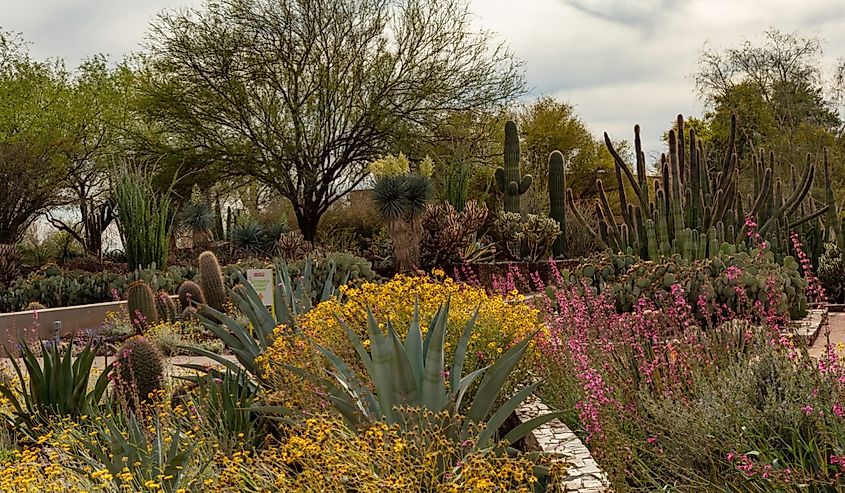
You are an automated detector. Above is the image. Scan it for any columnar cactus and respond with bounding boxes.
[584,113,826,261]
[494,121,532,214]
[549,151,567,257]
[198,251,226,311]
[178,280,205,309]
[126,281,158,330]
[113,336,166,409]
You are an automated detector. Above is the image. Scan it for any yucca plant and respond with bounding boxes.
[285,300,561,450]
[180,201,216,249]
[0,339,111,439]
[182,256,344,382]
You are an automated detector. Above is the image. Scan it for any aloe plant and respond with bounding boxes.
[0,338,111,439]
[285,300,561,450]
[183,255,343,382]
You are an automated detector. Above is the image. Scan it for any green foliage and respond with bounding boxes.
[71,409,198,493]
[198,251,226,312]
[188,256,342,382]
[113,161,175,270]
[287,300,559,451]
[372,172,433,271]
[494,120,532,213]
[113,336,166,410]
[126,280,158,330]
[819,242,845,303]
[0,338,111,439]
[190,370,270,452]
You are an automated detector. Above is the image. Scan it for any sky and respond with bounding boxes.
[2,0,845,160]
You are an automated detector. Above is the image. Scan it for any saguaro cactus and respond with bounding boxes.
[495,121,532,213]
[549,151,567,257]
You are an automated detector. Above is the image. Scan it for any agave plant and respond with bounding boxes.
[0,338,112,439]
[182,256,344,382]
[285,300,561,450]
[230,221,267,253]
[71,409,198,492]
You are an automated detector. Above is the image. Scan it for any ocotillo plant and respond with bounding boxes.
[549,151,567,257]
[568,114,831,261]
[494,121,532,213]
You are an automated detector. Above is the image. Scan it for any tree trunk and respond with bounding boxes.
[297,210,320,243]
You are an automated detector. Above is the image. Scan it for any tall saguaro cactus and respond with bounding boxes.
[549,151,567,257]
[495,121,532,213]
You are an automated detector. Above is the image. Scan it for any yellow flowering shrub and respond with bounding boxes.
[261,272,543,410]
[208,413,563,492]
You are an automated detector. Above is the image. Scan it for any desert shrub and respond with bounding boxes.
[210,413,564,492]
[262,272,542,408]
[536,279,845,490]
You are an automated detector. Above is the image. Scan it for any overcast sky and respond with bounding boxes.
[2,0,844,159]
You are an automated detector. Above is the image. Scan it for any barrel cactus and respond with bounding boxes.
[126,281,158,331]
[155,291,178,322]
[198,251,226,311]
[177,280,205,310]
[113,336,166,410]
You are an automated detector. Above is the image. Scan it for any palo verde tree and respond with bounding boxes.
[139,0,524,241]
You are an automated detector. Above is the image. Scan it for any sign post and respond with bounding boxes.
[246,269,275,307]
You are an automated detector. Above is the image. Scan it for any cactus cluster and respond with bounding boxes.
[420,200,489,267]
[559,244,808,321]
[571,114,835,261]
[113,335,166,410]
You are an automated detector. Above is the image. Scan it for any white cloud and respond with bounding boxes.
[2,0,843,159]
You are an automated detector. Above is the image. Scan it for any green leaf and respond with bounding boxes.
[450,305,480,392]
[403,298,424,389]
[476,381,541,448]
[421,300,450,412]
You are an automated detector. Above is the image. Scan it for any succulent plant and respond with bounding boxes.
[277,231,311,261]
[549,151,567,257]
[198,251,226,312]
[285,300,561,451]
[494,121,532,214]
[420,200,489,268]
[0,244,22,286]
[126,281,158,331]
[230,221,267,253]
[180,201,216,249]
[177,280,205,310]
[372,173,433,272]
[818,242,845,303]
[155,292,178,322]
[113,336,166,410]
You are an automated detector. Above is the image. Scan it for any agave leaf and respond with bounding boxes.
[333,314,375,377]
[314,342,380,417]
[178,346,244,376]
[403,298,424,389]
[365,308,395,421]
[466,330,538,429]
[476,381,541,448]
[320,260,337,301]
[420,299,450,412]
[453,366,488,412]
[501,411,567,447]
[388,320,420,407]
[450,305,480,392]
[195,307,254,350]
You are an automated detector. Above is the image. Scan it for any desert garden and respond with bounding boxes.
[2,0,845,492]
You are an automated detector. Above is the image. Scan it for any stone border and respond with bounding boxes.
[787,307,827,345]
[517,395,608,492]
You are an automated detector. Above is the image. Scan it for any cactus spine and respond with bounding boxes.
[198,251,226,311]
[126,281,158,330]
[178,280,205,309]
[549,151,567,257]
[494,121,532,213]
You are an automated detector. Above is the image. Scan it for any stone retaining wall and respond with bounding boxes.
[517,396,609,492]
